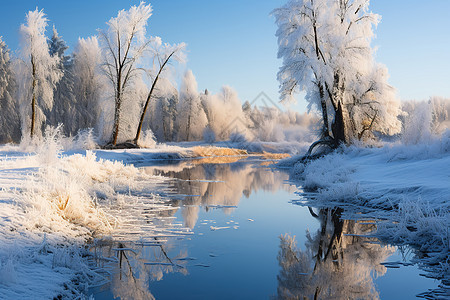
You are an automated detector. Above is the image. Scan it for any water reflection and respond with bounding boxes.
[91,238,189,300]
[90,160,441,299]
[142,159,293,229]
[91,159,294,299]
[275,208,394,300]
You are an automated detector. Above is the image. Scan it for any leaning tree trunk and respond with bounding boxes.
[134,51,176,145]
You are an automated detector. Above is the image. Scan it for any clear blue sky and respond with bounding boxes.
[0,0,449,112]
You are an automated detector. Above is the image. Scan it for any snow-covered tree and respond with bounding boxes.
[201,86,250,141]
[99,1,152,145]
[18,8,62,138]
[72,36,103,132]
[47,27,77,135]
[0,37,20,143]
[273,0,401,146]
[177,70,207,141]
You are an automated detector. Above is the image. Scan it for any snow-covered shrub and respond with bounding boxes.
[255,119,285,142]
[36,124,64,165]
[0,259,18,285]
[72,128,98,150]
[137,129,157,148]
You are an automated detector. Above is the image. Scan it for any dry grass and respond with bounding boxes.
[261,151,291,160]
[192,146,248,157]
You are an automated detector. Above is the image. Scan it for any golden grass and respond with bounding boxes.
[192,146,248,157]
[261,151,291,160]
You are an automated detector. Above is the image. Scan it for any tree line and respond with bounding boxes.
[0,2,317,147]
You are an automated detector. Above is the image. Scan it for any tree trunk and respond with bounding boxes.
[111,67,123,146]
[30,55,37,138]
[318,83,329,137]
[331,101,349,145]
[111,97,121,145]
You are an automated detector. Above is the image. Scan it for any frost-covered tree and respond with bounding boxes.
[177,70,207,141]
[73,37,103,132]
[134,39,186,144]
[201,86,250,141]
[0,37,20,143]
[99,2,152,145]
[401,97,450,144]
[273,0,401,147]
[18,8,62,138]
[47,27,77,135]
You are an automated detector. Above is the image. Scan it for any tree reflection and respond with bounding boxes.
[92,239,188,300]
[143,160,293,228]
[275,208,394,300]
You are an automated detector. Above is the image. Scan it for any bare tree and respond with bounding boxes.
[99,2,152,146]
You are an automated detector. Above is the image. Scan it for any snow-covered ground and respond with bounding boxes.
[284,132,450,298]
[0,137,197,299]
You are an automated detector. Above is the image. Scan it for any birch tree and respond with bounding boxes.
[273,0,401,148]
[18,8,62,138]
[99,2,152,145]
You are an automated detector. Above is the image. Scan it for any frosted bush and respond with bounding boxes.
[137,129,157,148]
[0,259,18,285]
[36,124,64,165]
[256,120,285,142]
[72,128,98,150]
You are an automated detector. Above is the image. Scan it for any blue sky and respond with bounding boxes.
[0,0,449,112]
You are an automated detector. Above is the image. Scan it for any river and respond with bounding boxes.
[89,157,441,299]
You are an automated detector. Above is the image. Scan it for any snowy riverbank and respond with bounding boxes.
[284,132,450,297]
[0,139,186,298]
